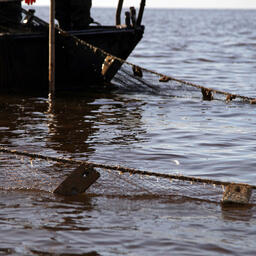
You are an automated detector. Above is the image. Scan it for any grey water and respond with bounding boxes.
[0,7,256,255]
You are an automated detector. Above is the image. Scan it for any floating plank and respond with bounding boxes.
[54,164,100,196]
[222,184,252,205]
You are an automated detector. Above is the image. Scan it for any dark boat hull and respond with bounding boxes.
[0,26,144,92]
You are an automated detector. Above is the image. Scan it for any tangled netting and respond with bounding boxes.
[113,64,256,103]
[1,147,256,205]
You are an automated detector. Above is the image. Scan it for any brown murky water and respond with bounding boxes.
[1,8,256,255]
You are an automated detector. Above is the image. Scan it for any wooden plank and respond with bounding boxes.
[222,184,252,205]
[54,164,100,196]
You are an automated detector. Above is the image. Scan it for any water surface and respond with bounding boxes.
[0,7,256,255]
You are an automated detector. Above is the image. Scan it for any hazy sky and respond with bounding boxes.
[32,0,256,9]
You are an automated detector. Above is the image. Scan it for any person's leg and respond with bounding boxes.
[71,0,93,30]
[0,1,22,27]
[56,0,71,30]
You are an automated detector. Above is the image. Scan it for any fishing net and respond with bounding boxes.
[1,8,256,205]
[114,64,241,101]
[111,52,256,103]
[1,148,256,205]
[2,7,255,103]
[52,23,256,104]
[0,151,64,192]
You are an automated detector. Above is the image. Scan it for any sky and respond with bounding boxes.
[32,0,256,9]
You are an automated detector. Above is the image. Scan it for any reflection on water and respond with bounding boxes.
[221,204,254,222]
[44,94,99,155]
[0,92,146,158]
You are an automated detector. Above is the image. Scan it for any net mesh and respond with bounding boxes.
[0,152,63,192]
[112,63,254,103]
[91,168,225,202]
[1,151,255,205]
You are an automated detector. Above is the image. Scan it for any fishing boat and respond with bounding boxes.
[0,0,145,92]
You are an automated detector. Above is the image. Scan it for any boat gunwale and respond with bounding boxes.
[0,25,145,39]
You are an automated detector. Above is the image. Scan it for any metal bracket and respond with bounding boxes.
[130,7,137,27]
[116,0,146,26]
[116,0,124,26]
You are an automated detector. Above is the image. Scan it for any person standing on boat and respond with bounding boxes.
[1,0,92,31]
[55,0,93,30]
[0,0,36,30]
[0,1,22,29]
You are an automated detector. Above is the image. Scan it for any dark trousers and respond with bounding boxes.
[56,0,92,30]
[0,1,22,27]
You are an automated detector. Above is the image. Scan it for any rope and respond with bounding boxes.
[1,146,255,190]
[55,28,256,102]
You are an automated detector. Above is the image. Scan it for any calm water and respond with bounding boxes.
[1,7,256,255]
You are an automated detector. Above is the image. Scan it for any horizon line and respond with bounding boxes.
[28,5,256,10]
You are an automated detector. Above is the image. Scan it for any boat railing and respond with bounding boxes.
[116,0,146,27]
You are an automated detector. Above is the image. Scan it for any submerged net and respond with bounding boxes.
[1,148,256,205]
[0,151,64,192]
